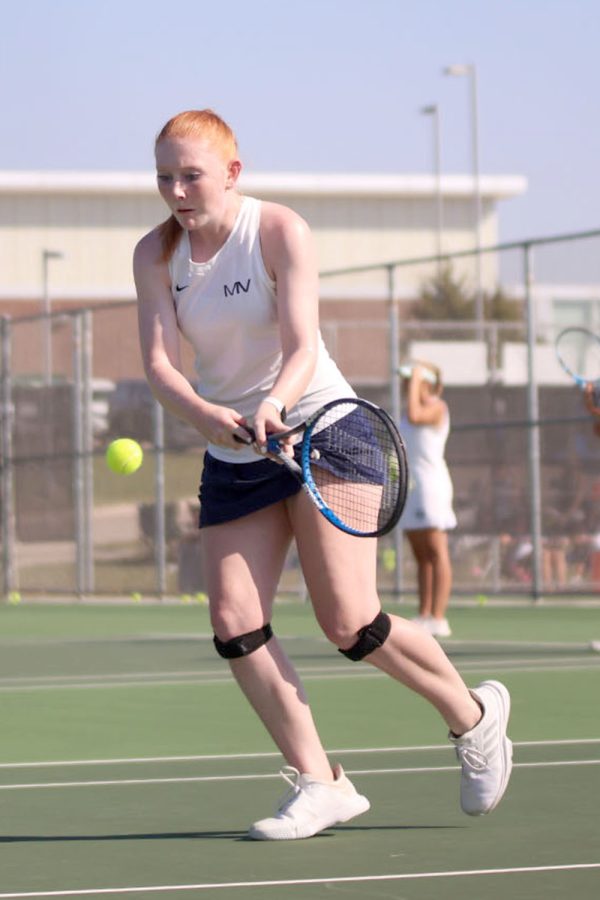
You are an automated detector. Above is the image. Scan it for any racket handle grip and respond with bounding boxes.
[233,430,281,450]
[233,426,256,445]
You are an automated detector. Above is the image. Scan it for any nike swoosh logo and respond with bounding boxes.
[175,284,189,292]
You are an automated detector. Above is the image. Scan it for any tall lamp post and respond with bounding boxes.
[420,104,443,277]
[42,250,64,385]
[443,63,484,339]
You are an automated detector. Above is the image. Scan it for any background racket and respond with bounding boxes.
[236,397,408,537]
[555,326,600,393]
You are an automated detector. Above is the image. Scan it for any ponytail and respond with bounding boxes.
[157,215,183,262]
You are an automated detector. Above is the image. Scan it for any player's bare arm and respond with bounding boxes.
[253,202,320,444]
[583,381,600,417]
[134,230,248,446]
[405,366,446,426]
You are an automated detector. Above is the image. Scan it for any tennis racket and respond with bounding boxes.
[235,397,408,537]
[555,327,600,401]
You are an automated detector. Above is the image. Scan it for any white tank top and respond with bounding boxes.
[399,409,452,481]
[398,409,456,530]
[169,196,353,462]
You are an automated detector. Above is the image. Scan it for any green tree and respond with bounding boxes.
[411,265,523,341]
[412,265,474,323]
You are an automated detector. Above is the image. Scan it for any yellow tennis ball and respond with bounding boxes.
[382,548,397,572]
[106,438,143,475]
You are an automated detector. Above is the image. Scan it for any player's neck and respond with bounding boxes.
[188,194,242,263]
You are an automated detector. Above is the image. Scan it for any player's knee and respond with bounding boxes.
[338,611,391,661]
[213,623,273,659]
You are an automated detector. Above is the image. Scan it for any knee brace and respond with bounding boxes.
[338,611,391,661]
[213,623,273,659]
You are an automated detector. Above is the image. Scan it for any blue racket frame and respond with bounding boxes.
[264,433,350,531]
[245,397,408,537]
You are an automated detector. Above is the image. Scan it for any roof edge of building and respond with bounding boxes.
[0,170,527,199]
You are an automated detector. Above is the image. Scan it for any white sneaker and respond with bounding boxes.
[411,615,432,630]
[429,617,452,638]
[248,764,370,840]
[449,680,513,816]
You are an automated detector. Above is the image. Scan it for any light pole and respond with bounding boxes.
[42,250,64,385]
[443,63,484,338]
[420,104,444,277]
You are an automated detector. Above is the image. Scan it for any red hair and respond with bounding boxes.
[155,110,239,261]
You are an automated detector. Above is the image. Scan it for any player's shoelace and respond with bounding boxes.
[275,766,303,813]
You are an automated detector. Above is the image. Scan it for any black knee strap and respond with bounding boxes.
[213,623,273,659]
[338,611,391,661]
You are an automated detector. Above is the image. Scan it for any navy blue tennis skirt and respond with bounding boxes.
[198,406,386,527]
[198,451,302,528]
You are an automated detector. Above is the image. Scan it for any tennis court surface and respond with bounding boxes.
[1,600,599,899]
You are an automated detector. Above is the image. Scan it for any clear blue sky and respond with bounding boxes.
[2,0,599,247]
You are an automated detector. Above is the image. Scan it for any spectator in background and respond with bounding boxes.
[543,456,589,590]
[583,382,600,437]
[589,481,600,588]
[399,362,456,638]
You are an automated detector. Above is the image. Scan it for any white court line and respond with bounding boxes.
[0,862,599,898]
[0,667,383,692]
[0,671,212,685]
[0,633,216,646]
[0,663,358,682]
[1,657,599,693]
[0,737,598,769]
[0,635,591,649]
[0,664,381,686]
[446,640,597,648]
[2,759,600,791]
[0,677,234,693]
[517,737,600,747]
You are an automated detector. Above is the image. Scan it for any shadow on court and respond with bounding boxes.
[0,822,463,844]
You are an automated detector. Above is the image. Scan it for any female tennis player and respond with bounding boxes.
[134,109,513,840]
[399,362,456,637]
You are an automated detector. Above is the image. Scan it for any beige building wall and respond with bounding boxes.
[0,172,526,303]
[0,193,162,298]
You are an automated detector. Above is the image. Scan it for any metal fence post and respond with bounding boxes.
[387,264,404,598]
[153,398,167,598]
[72,313,86,599]
[82,309,94,593]
[1,315,16,597]
[523,242,544,601]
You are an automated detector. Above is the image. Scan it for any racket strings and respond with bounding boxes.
[321,419,386,478]
[307,402,406,535]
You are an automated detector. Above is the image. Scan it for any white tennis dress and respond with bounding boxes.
[399,409,457,531]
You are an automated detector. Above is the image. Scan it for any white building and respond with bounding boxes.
[0,170,526,303]
[3,170,599,389]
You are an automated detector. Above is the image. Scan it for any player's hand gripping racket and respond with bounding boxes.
[555,327,600,403]
[235,397,408,537]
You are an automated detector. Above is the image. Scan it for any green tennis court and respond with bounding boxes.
[1,600,599,899]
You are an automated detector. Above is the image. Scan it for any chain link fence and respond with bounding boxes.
[1,230,600,602]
